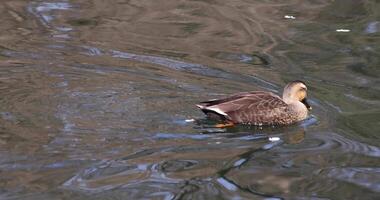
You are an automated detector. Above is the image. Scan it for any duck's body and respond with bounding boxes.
[197,81,311,126]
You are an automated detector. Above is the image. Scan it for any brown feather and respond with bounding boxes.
[198,91,294,125]
[197,81,310,126]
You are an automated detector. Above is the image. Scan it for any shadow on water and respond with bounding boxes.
[0,0,379,199]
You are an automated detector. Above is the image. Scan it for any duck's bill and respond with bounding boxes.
[301,98,312,110]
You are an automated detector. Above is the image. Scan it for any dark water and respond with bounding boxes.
[0,0,379,199]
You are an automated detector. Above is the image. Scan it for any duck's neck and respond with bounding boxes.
[282,94,296,105]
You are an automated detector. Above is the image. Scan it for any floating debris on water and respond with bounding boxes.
[269,137,280,142]
[336,29,350,32]
[284,15,296,19]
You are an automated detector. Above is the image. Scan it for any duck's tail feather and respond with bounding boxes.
[196,104,229,121]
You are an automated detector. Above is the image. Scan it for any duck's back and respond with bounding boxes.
[197,91,297,125]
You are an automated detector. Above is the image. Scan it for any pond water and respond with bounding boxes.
[0,0,379,199]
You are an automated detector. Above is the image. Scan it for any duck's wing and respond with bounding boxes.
[197,92,257,107]
[197,91,288,123]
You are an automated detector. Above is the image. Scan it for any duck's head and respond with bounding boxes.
[282,80,312,110]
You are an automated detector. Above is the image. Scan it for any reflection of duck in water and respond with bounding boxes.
[197,80,312,127]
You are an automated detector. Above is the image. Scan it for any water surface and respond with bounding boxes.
[0,0,379,199]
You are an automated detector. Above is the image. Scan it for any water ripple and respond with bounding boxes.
[279,132,380,157]
[28,1,73,27]
[325,167,380,192]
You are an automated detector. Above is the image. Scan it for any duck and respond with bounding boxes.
[196,80,311,126]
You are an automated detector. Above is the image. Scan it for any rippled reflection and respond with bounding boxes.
[0,0,379,199]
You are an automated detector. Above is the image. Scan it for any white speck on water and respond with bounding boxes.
[284,15,296,19]
[336,29,350,32]
[185,119,195,122]
[269,137,280,142]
